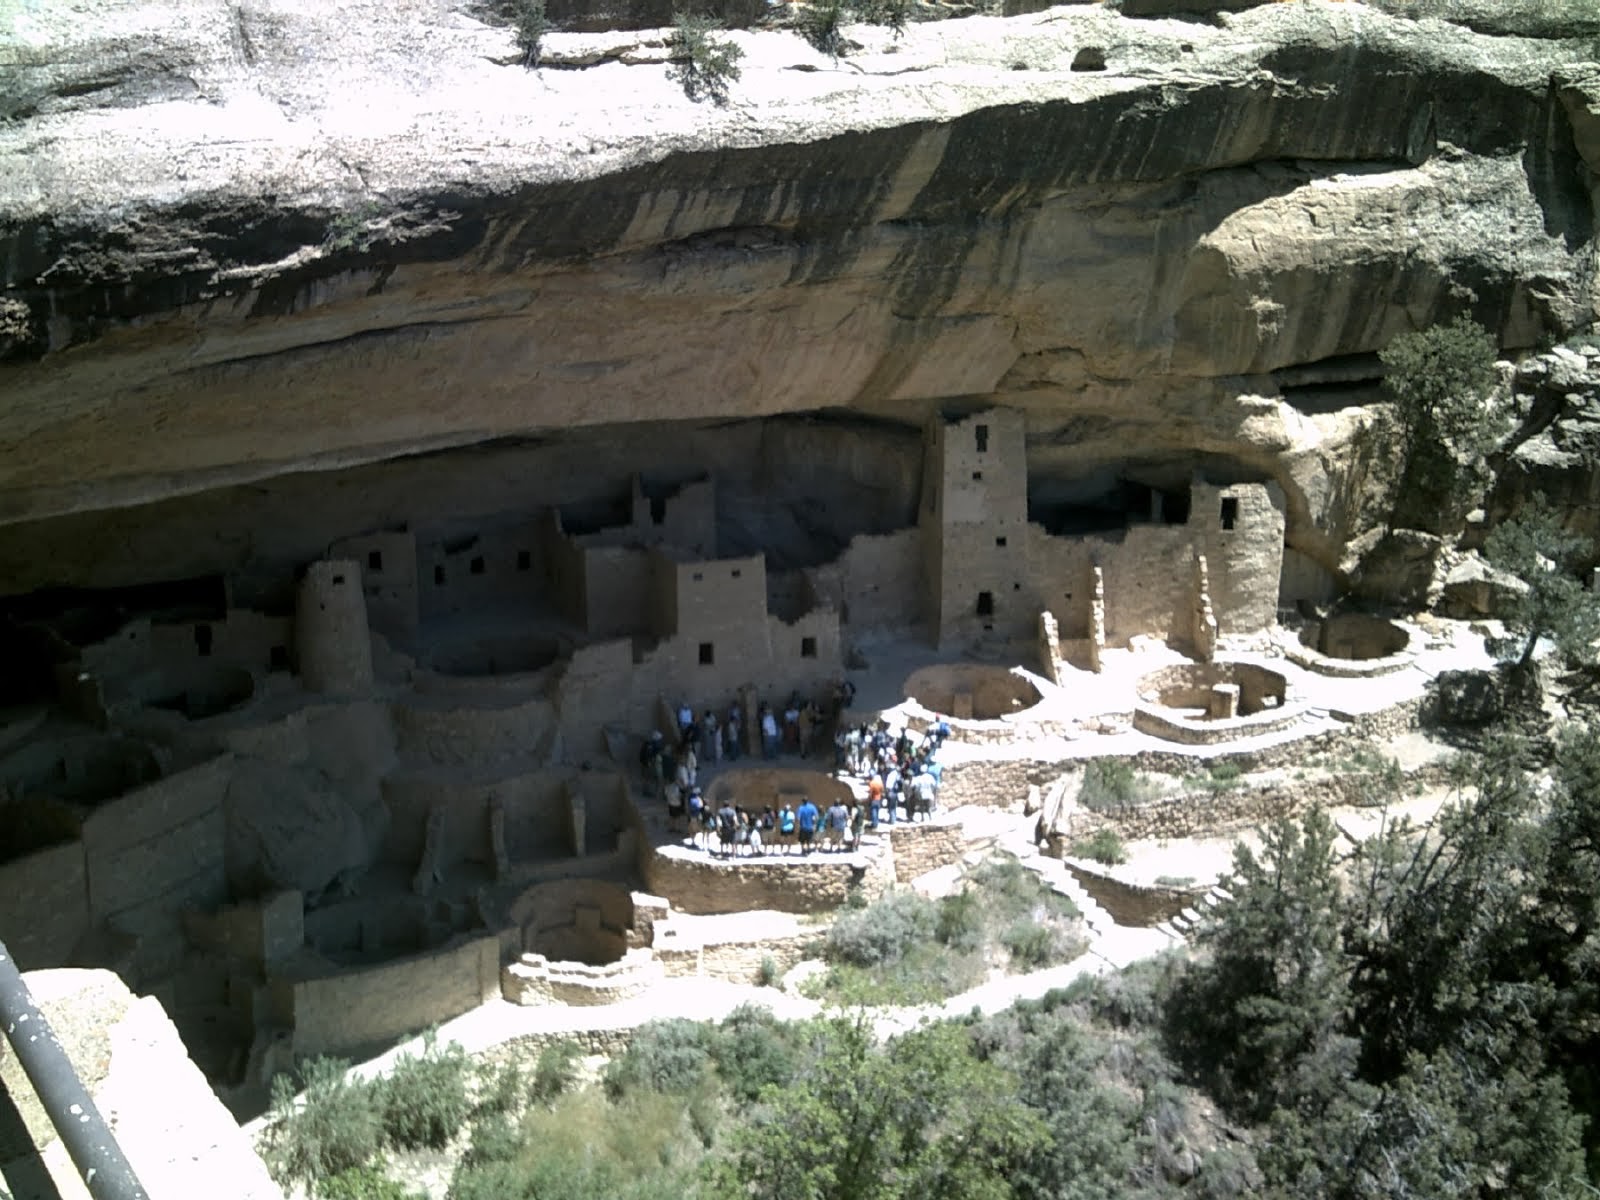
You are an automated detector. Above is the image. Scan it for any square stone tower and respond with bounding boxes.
[919,407,1030,649]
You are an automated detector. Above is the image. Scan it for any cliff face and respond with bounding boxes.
[1,0,1598,591]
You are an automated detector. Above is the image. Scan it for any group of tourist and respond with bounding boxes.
[680,794,868,858]
[836,716,949,826]
[638,679,951,859]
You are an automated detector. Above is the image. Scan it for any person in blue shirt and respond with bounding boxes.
[795,798,820,854]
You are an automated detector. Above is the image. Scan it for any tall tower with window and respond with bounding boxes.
[919,408,1029,649]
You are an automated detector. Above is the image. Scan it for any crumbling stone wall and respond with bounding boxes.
[888,817,967,882]
[272,931,501,1057]
[804,528,924,631]
[934,757,1047,812]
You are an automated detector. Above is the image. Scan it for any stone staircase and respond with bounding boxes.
[1153,882,1232,940]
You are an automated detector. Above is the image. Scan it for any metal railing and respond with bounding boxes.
[0,941,148,1200]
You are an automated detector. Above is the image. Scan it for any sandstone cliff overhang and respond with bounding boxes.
[0,0,1597,539]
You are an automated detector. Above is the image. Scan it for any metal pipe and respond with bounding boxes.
[0,942,149,1200]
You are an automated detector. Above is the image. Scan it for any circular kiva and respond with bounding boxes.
[903,663,1044,723]
[1286,614,1413,677]
[1133,661,1300,745]
[706,768,853,813]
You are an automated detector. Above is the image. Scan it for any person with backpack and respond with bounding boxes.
[716,800,740,858]
[795,797,820,855]
[848,802,865,852]
[777,802,797,855]
[686,786,705,848]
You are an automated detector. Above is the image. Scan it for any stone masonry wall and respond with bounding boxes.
[805,528,924,632]
[641,843,894,914]
[81,755,232,977]
[277,932,501,1057]
[0,842,89,970]
[889,817,967,883]
[935,757,1050,812]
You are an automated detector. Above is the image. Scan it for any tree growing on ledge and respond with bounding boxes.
[1484,493,1600,671]
[1379,315,1502,532]
[667,14,745,105]
[511,0,549,67]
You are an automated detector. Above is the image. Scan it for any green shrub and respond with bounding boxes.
[667,13,744,104]
[1070,828,1127,865]
[377,1034,472,1151]
[757,954,779,987]
[1003,919,1057,969]
[510,0,549,66]
[1200,761,1243,793]
[459,1111,523,1171]
[797,0,849,57]
[936,886,984,952]
[603,1019,717,1099]
[263,1057,384,1190]
[318,1163,425,1200]
[824,887,938,967]
[1078,759,1157,812]
[713,1004,799,1102]
[1154,875,1196,888]
[528,1040,583,1106]
[472,1060,523,1119]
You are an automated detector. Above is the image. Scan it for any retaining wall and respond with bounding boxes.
[274,932,501,1058]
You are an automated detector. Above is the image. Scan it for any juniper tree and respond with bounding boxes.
[1484,493,1599,669]
[1378,315,1502,531]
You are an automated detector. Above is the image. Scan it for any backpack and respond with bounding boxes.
[718,808,738,836]
[688,792,704,818]
[780,811,796,835]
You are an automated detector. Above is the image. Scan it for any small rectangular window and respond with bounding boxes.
[995,536,1007,548]
[1220,497,1239,531]
[331,574,345,586]
[976,591,994,617]
[269,645,290,671]
[971,471,983,481]
[194,624,213,657]
[699,642,715,665]
[434,565,446,586]
[801,636,818,658]
[470,556,486,575]
[517,550,532,571]
[731,568,742,579]
[975,424,989,453]
[693,572,704,582]
[367,550,383,572]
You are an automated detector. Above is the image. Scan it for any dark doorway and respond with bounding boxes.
[976,591,995,618]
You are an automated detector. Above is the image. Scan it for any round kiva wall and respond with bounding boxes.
[510,878,635,966]
[706,768,854,813]
[1137,662,1288,719]
[903,664,1043,721]
[1299,615,1409,661]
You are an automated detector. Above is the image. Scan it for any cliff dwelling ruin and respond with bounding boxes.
[0,395,1449,1099]
[6,2,1600,1192]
